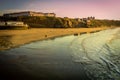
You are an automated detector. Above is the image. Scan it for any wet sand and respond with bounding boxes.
[0,28,107,50]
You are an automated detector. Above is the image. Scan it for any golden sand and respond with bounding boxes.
[0,28,107,50]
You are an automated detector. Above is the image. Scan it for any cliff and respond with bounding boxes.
[0,16,120,28]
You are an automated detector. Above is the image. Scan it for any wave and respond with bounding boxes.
[70,28,120,80]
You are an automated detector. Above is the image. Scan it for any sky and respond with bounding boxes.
[0,0,120,20]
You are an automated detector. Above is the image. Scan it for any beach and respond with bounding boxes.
[0,28,119,80]
[0,28,107,50]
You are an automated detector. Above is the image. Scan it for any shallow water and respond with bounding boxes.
[0,35,88,80]
[0,28,120,80]
[70,28,120,80]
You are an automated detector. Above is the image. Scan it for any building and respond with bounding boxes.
[3,11,56,17]
[0,21,29,29]
[87,16,95,20]
[0,21,29,27]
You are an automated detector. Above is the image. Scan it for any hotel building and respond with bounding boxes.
[3,11,56,17]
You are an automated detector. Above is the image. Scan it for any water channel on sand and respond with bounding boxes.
[0,28,120,80]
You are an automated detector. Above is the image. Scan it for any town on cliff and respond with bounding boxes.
[0,11,120,29]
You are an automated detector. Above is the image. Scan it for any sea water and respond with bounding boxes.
[70,28,120,80]
[0,28,120,80]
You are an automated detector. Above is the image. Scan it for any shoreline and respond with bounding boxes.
[0,28,107,50]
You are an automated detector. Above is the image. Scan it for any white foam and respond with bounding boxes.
[70,28,120,80]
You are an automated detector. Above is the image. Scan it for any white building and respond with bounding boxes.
[0,21,29,27]
[6,21,26,26]
[3,11,56,17]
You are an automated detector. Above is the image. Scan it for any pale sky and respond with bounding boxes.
[0,0,120,20]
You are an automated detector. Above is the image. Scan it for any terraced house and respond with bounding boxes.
[3,11,56,17]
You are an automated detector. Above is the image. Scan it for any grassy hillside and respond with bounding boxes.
[87,20,120,28]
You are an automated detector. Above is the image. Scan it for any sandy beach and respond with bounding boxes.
[0,28,107,50]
